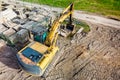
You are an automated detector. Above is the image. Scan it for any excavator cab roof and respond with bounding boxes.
[21,47,44,63]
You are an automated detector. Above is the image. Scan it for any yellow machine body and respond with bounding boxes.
[17,41,58,76]
[16,3,74,76]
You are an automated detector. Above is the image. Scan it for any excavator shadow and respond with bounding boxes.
[0,45,20,69]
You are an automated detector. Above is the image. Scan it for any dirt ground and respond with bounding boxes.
[0,0,120,80]
[0,21,120,80]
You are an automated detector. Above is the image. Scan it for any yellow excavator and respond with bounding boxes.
[16,3,74,76]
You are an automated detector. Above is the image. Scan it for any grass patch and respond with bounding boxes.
[23,0,120,19]
[73,18,90,32]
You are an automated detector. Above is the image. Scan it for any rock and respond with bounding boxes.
[0,0,120,80]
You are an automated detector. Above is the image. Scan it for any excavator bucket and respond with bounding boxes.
[66,23,75,31]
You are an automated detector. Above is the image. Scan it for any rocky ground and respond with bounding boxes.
[0,0,120,80]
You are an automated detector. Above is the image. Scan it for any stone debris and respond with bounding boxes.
[0,0,120,80]
[0,0,53,47]
[77,27,84,34]
[0,9,17,23]
[0,24,8,33]
[3,28,16,36]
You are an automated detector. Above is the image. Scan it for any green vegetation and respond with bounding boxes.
[23,0,120,20]
[73,18,90,32]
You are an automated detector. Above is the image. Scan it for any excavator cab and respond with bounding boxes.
[66,23,75,31]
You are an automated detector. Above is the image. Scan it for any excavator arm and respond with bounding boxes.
[45,3,74,46]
